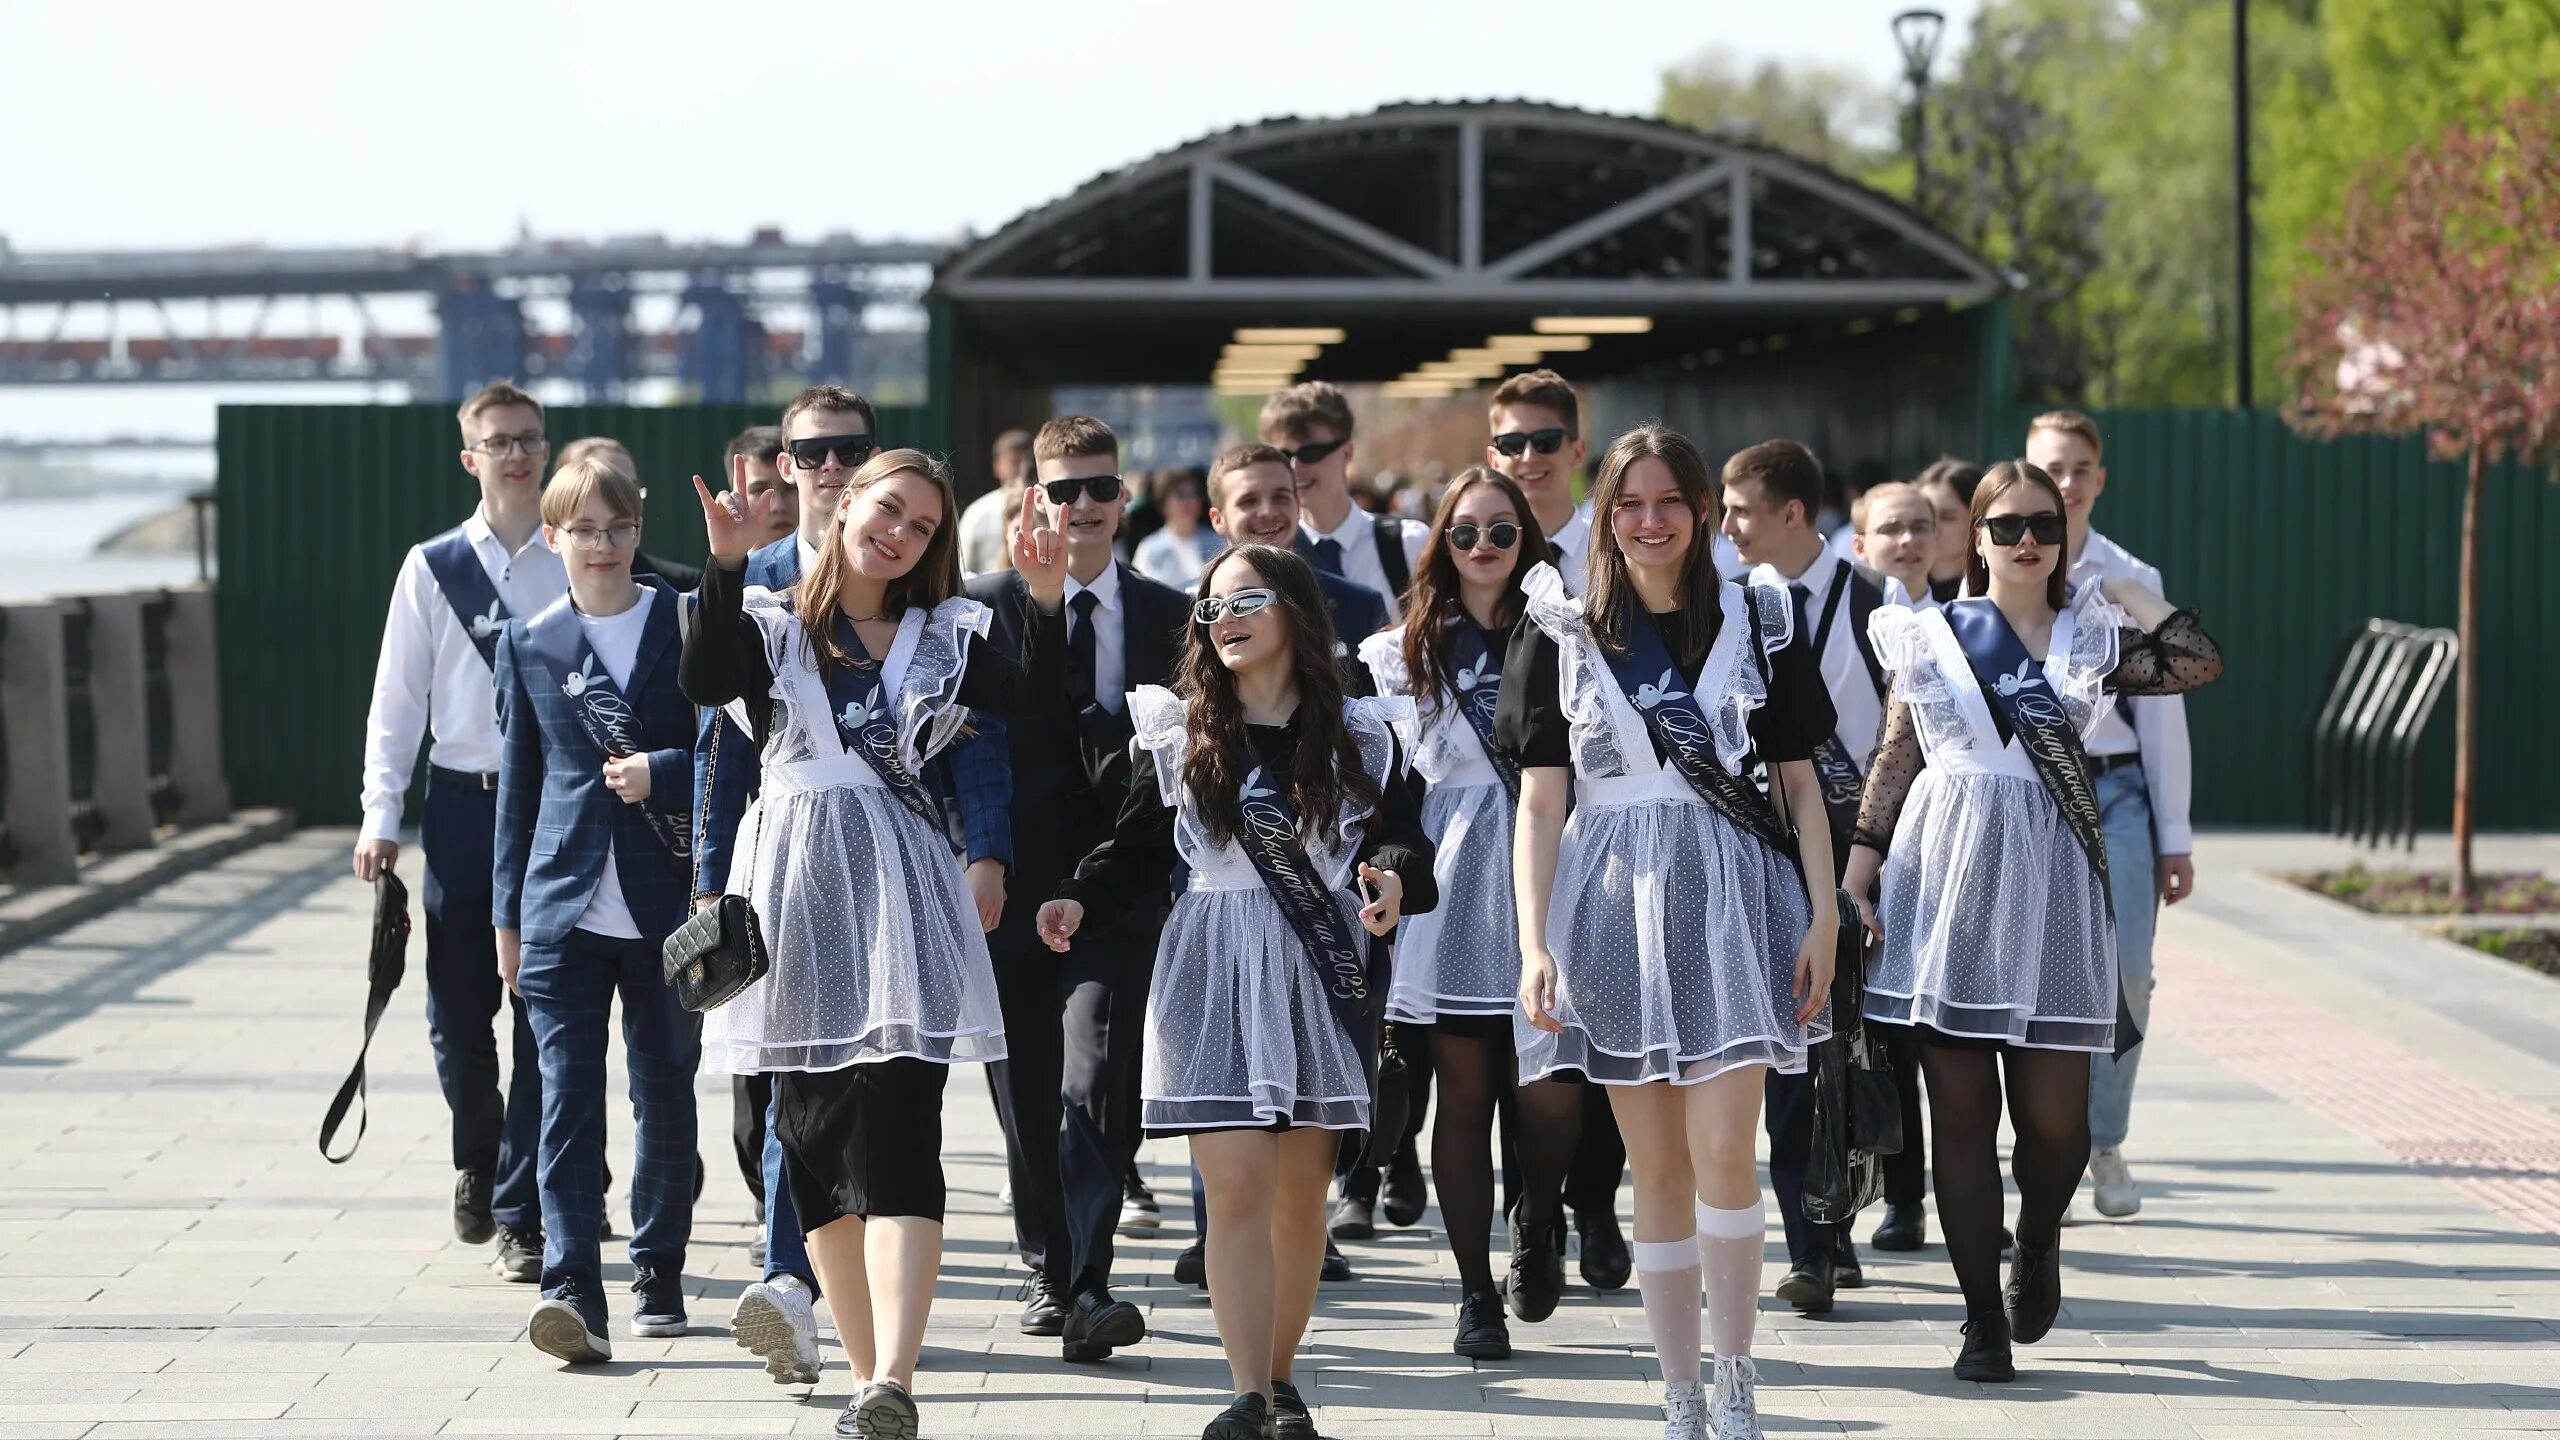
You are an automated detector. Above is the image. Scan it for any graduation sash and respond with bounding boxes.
[819,616,945,831]
[1942,600,2110,914]
[518,594,693,862]
[1235,763,1372,1040]
[420,528,511,669]
[1804,566,1877,826]
[1445,621,1519,802]
[1602,601,1798,866]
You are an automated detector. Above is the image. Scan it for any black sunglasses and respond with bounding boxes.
[1276,437,1349,468]
[1446,522,1521,552]
[1978,513,2067,547]
[785,433,877,470]
[1038,473,1125,506]
[1491,427,1573,458]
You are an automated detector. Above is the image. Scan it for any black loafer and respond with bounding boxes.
[2005,1236,2062,1344]
[1832,1237,1866,1290]
[1271,1378,1319,1440]
[1061,1286,1146,1362]
[1328,1195,1376,1241]
[453,1167,496,1245]
[1174,1238,1207,1289]
[1870,1202,1925,1252]
[1575,1210,1631,1291]
[1382,1144,1427,1228]
[1203,1390,1273,1440]
[1454,1286,1513,1360]
[1773,1250,1836,1315]
[1954,1311,2016,1381]
[1320,1238,1352,1282]
[1019,1271,1068,1337]
[1505,1213,1563,1323]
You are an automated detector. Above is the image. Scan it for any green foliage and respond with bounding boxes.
[1656,47,1896,176]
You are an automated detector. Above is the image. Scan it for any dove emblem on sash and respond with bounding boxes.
[1632,669,1688,711]
[1991,660,2046,698]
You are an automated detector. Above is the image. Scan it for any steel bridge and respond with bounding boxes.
[0,231,951,401]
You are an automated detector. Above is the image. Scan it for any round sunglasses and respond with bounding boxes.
[1445,521,1520,552]
[1193,588,1280,624]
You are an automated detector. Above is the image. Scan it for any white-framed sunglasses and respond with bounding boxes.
[1193,588,1280,624]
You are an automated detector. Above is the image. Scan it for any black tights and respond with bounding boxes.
[1429,1027,1581,1292]
[1919,1042,2091,1319]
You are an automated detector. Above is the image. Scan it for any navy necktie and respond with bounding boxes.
[1066,589,1100,708]
[1310,537,1346,575]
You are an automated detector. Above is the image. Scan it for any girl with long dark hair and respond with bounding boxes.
[1842,461,2222,1382]
[1356,467,1578,1360]
[1497,424,1841,1440]
[1037,544,1435,1440]
[682,449,1067,1440]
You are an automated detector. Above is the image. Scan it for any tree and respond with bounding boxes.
[2285,94,2560,905]
[1657,46,1895,177]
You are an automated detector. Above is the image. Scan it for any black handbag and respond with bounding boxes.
[660,710,771,1011]
[1804,889,1905,1226]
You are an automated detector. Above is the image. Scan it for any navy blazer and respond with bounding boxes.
[689,533,1014,895]
[1287,535,1388,695]
[492,579,695,947]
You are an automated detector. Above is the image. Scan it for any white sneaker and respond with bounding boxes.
[2089,1148,2142,1218]
[1661,1378,1707,1440]
[731,1273,822,1385]
[1708,1355,1762,1440]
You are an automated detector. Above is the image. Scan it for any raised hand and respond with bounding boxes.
[694,472,777,563]
[1013,485,1067,611]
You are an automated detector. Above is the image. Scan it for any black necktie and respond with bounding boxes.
[1310,537,1345,575]
[1066,589,1099,709]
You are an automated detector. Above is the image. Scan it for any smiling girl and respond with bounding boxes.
[680,448,1066,1440]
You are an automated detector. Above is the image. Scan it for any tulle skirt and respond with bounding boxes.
[703,785,1007,1074]
[1864,769,2117,1051]
[1523,798,1826,1086]
[1387,782,1522,1026]
[1142,887,1372,1132]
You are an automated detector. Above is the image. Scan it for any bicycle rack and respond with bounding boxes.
[2307,619,2458,851]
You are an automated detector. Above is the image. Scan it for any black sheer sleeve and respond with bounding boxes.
[1356,745,1439,916]
[954,594,1066,717]
[1849,697,1926,852]
[2108,608,2223,696]
[1493,622,1572,770]
[1055,748,1179,932]
[1747,617,1839,764]
[679,558,775,711]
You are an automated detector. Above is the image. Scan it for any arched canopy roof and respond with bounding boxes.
[932,101,2004,387]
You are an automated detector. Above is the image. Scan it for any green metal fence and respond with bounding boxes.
[215,403,931,826]
[1979,407,2559,831]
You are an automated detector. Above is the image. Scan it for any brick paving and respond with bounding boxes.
[1,830,2557,1438]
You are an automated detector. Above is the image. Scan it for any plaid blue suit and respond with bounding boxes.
[491,579,700,1309]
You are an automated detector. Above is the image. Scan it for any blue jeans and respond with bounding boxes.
[517,927,701,1300]
[2089,765,2159,1152]
[419,777,540,1232]
[761,1095,816,1293]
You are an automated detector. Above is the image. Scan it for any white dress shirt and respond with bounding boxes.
[1546,503,1594,596]
[571,588,656,940]
[1767,546,1885,769]
[1301,505,1427,622]
[1881,573,1942,612]
[1065,562,1127,716]
[957,487,1012,579]
[2070,529,2196,855]
[360,508,570,842]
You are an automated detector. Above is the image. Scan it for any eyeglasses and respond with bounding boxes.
[785,434,877,470]
[470,431,549,458]
[1193,588,1280,624]
[1491,427,1572,458]
[1869,519,1937,540]
[558,522,641,551]
[1978,513,2066,547]
[1446,522,1521,552]
[1276,437,1348,469]
[1038,473,1125,506]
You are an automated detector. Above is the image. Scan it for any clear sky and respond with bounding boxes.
[0,0,1982,439]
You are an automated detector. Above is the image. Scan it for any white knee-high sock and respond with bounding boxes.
[1695,1198,1766,1358]
[1630,1236,1702,1387]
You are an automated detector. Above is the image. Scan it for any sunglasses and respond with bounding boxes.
[1193,588,1280,624]
[785,434,877,470]
[1276,437,1348,468]
[1446,522,1520,552]
[1978,513,2067,547]
[1038,473,1125,506]
[1491,427,1572,458]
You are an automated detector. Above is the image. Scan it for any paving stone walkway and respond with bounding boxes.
[2,830,2556,1438]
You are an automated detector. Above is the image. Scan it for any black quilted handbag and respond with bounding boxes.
[659,712,771,1011]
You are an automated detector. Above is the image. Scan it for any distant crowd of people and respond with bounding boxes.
[356,369,2222,1440]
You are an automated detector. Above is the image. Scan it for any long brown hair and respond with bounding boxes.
[1581,422,1726,666]
[1400,466,1548,715]
[795,448,962,670]
[1178,544,1382,847]
[1964,460,2072,610]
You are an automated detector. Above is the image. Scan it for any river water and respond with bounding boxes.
[0,494,206,601]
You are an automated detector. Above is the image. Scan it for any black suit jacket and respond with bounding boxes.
[1289,536,1387,694]
[965,562,1191,951]
[632,551,702,592]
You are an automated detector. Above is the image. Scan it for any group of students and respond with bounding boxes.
[358,370,2222,1440]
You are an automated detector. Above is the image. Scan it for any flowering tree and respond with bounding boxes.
[2287,94,2560,905]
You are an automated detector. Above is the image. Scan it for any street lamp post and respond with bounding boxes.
[2233,0,2255,409]
[1893,8,1948,212]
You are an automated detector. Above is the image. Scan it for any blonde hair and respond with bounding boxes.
[1856,481,1927,531]
[540,455,644,528]
[457,380,541,435]
[555,436,637,485]
[2026,409,2103,460]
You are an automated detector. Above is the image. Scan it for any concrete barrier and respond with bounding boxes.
[163,586,231,825]
[0,601,77,886]
[73,593,158,852]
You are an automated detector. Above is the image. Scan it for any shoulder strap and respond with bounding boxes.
[1372,515,1412,601]
[1847,572,1886,700]
[319,871,411,1163]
